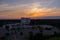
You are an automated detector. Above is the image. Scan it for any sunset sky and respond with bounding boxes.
[0,0,60,19]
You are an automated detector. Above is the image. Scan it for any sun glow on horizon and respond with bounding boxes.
[0,0,60,19]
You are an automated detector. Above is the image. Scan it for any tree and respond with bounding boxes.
[29,31,33,40]
[17,27,20,32]
[37,25,43,36]
[0,37,5,40]
[5,26,9,30]
[20,32,23,36]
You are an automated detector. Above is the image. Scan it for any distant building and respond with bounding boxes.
[1,24,60,40]
[20,17,31,26]
[0,18,60,40]
[40,25,60,35]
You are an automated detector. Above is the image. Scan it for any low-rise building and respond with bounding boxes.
[0,18,60,40]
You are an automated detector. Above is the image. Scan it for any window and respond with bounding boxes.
[17,27,20,32]
[29,31,33,36]
[5,33,9,36]
[11,28,16,35]
[11,28,15,30]
[0,37,5,40]
[32,27,35,29]
[0,25,3,28]
[11,31,15,35]
[54,31,57,35]
[5,26,9,30]
[45,28,51,30]
[20,32,23,36]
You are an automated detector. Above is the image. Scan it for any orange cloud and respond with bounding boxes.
[24,7,60,18]
[0,6,60,19]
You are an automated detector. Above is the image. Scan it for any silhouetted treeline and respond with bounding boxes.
[0,19,21,26]
[30,19,60,26]
[0,19,60,29]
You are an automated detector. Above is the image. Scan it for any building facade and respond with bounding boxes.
[0,18,60,40]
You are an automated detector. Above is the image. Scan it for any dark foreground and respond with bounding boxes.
[0,19,60,28]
